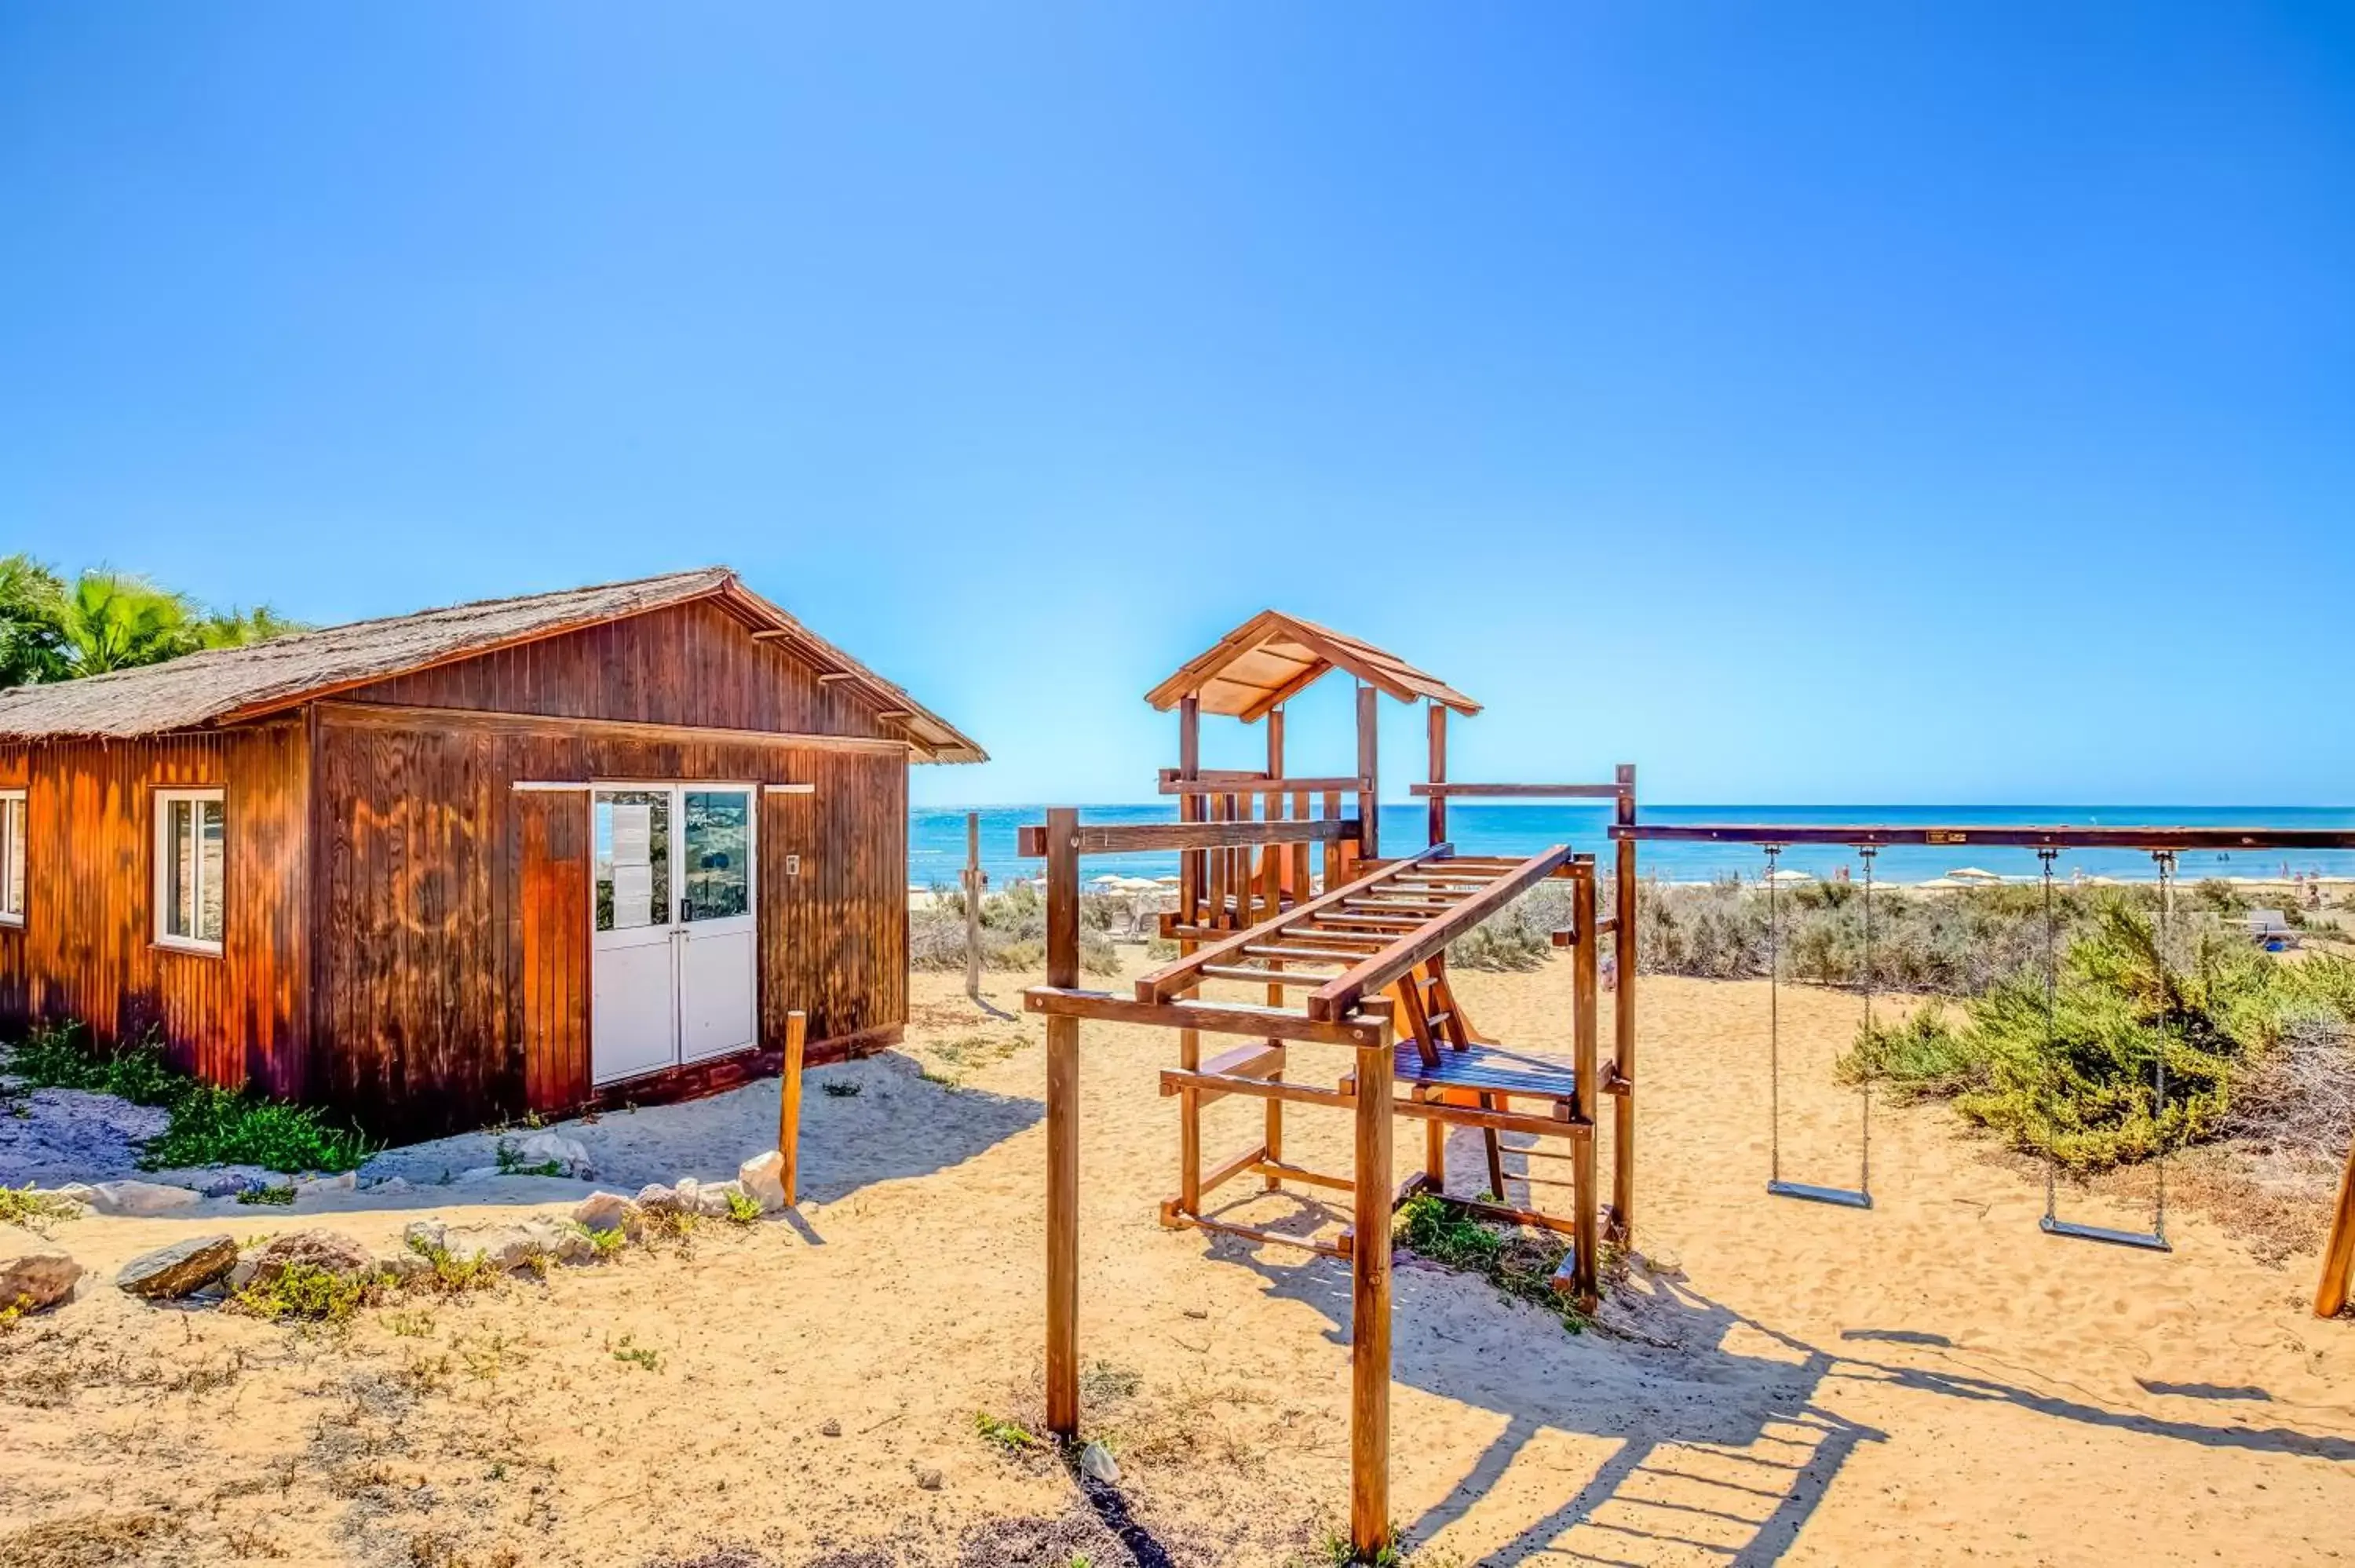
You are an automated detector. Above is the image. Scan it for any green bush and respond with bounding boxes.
[3,1021,374,1174]
[1393,1191,1589,1331]
[1837,901,2352,1170]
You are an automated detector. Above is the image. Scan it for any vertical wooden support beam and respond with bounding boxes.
[1349,1026,1394,1559]
[2316,1133,2355,1317]
[1043,808,1082,1437]
[1356,681,1381,863]
[1612,764,1638,1248]
[1572,860,1601,1306]
[1174,701,1204,1220]
[776,1011,808,1205]
[1426,702,1448,848]
[1265,707,1287,1191]
[963,812,984,1004]
[1323,789,1344,889]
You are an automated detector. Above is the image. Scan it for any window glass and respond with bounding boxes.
[593,790,671,932]
[159,792,225,947]
[1,795,22,920]
[681,790,751,921]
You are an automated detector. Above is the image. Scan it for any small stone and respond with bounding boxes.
[0,1250,83,1314]
[248,1229,375,1285]
[513,1131,595,1179]
[225,1258,259,1293]
[914,1467,943,1491]
[85,1180,201,1217]
[524,1219,596,1265]
[573,1192,643,1236]
[381,1251,433,1283]
[672,1177,703,1209]
[367,1176,414,1195]
[693,1180,747,1217]
[291,1171,359,1199]
[438,1224,544,1271]
[819,1418,842,1437]
[633,1183,683,1213]
[1078,1441,1120,1485]
[403,1219,448,1256]
[736,1150,787,1212]
[116,1235,239,1299]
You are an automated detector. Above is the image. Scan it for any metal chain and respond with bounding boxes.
[1765,844,1782,1186]
[1858,844,1876,1197]
[2040,848,2061,1225]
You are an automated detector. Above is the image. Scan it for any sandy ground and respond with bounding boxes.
[5,955,2355,1567]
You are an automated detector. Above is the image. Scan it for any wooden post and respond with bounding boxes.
[1176,700,1205,1222]
[1265,707,1287,1192]
[776,1010,808,1205]
[1349,1025,1394,1559]
[962,811,984,1004]
[1356,682,1381,863]
[1426,702,1448,848]
[1044,807,1082,1436]
[1572,861,1601,1305]
[2316,1133,2355,1317]
[1612,764,1638,1248]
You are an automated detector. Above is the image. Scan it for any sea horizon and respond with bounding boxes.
[910,802,2355,890]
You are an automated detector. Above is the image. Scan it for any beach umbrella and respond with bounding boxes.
[1948,867,2005,882]
[1153,875,1181,887]
[1090,873,1125,887]
[1116,877,1163,893]
[1765,869,1813,884]
[1915,877,1969,890]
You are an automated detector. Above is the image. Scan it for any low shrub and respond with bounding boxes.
[232,1262,385,1325]
[1392,1191,1590,1332]
[910,884,1123,975]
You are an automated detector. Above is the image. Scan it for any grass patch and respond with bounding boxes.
[1839,903,2355,1170]
[2,1021,374,1174]
[974,1409,1044,1453]
[231,1262,385,1325]
[493,1137,564,1178]
[722,1189,762,1224]
[0,1183,84,1230]
[236,1183,296,1205]
[1393,1192,1593,1332]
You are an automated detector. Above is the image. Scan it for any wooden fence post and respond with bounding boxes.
[776,1011,807,1205]
[1572,862,1600,1305]
[1349,1026,1394,1558]
[1043,808,1083,1436]
[1426,702,1448,848]
[1613,764,1638,1248]
[1356,682,1381,862]
[2316,1134,2355,1317]
[963,811,984,1003]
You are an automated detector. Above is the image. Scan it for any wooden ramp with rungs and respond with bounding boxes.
[1034,840,1603,1302]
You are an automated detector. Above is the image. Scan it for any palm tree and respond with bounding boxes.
[0,553,66,688]
[46,571,206,676]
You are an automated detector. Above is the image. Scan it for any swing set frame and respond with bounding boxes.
[1613,818,2355,1316]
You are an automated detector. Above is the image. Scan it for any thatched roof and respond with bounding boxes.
[0,567,986,762]
[1145,610,1480,720]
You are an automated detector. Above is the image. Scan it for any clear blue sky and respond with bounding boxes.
[3,5,2350,807]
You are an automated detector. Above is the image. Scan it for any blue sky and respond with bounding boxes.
[3,5,2350,807]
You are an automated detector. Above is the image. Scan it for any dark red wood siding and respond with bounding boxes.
[0,722,310,1098]
[312,702,909,1139]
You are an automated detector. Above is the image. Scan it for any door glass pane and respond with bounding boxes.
[2,797,21,917]
[681,789,751,921]
[197,798,225,943]
[593,790,671,932]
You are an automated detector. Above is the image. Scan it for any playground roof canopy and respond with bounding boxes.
[1145,610,1481,720]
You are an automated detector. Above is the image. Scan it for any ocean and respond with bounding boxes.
[909,804,2355,889]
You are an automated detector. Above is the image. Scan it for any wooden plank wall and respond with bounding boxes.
[313,703,908,1139]
[347,596,903,742]
[0,724,309,1097]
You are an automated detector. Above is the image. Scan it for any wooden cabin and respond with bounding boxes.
[0,568,984,1142]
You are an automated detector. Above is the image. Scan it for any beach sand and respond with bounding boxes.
[4,954,2353,1566]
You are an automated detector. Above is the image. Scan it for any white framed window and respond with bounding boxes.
[0,789,23,926]
[154,788,226,954]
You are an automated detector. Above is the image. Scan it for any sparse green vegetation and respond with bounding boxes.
[1392,1191,1594,1332]
[493,1138,564,1178]
[974,1409,1043,1453]
[2,1021,374,1173]
[722,1189,763,1224]
[911,882,1123,975]
[232,1263,385,1325]
[237,1183,297,1206]
[0,1183,83,1230]
[821,1080,864,1098]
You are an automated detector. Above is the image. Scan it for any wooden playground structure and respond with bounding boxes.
[1020,612,1636,1559]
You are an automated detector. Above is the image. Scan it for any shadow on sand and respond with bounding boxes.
[1189,1178,2355,1566]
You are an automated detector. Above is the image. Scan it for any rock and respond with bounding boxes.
[45,1183,97,1210]
[0,1250,82,1314]
[672,1177,703,1210]
[633,1183,683,1213]
[85,1180,201,1217]
[225,1258,259,1293]
[148,1165,276,1199]
[115,1235,239,1299]
[367,1176,414,1195]
[914,1467,943,1491]
[403,1219,448,1256]
[292,1172,358,1200]
[248,1229,375,1285]
[380,1250,433,1283]
[736,1151,787,1212]
[453,1166,509,1186]
[572,1192,643,1237]
[530,1220,597,1266]
[819,1418,842,1437]
[693,1180,746,1217]
[512,1131,594,1180]
[1078,1441,1120,1484]
[436,1224,543,1271]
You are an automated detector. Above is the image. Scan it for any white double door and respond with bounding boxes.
[590,782,758,1085]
